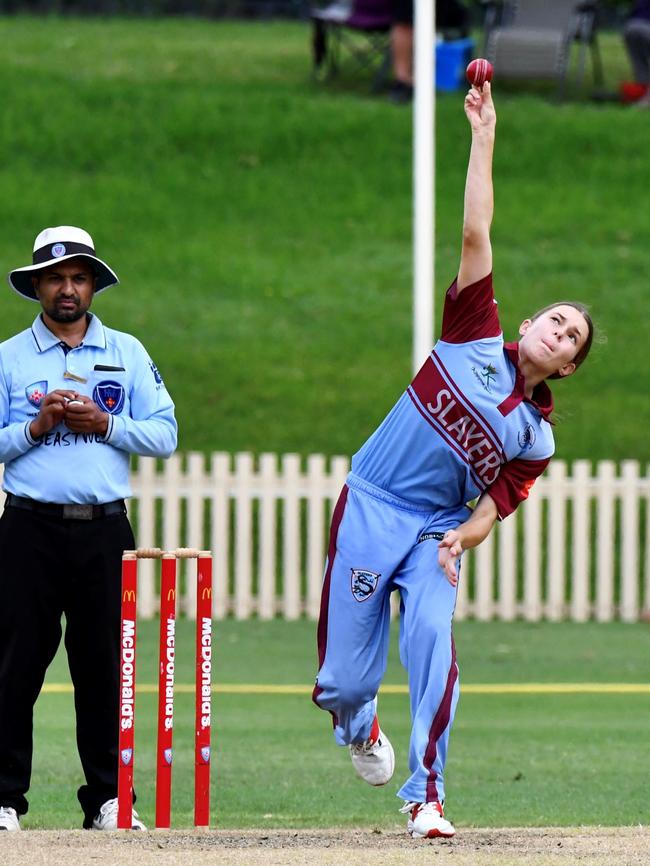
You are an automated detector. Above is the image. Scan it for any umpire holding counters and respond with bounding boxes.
[0,226,177,831]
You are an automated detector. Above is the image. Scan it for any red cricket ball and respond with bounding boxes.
[466,58,494,88]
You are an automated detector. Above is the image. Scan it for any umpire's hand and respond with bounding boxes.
[29,389,78,438]
[63,395,110,435]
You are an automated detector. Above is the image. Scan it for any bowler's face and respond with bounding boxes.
[519,305,589,379]
[33,258,96,324]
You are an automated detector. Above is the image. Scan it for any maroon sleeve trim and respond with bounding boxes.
[440,272,501,344]
[487,456,550,520]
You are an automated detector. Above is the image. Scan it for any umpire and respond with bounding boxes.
[0,226,177,831]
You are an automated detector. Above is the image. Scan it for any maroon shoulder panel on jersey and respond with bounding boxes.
[441,273,501,344]
[487,456,550,520]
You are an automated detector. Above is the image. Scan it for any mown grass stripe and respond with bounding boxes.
[41,683,650,695]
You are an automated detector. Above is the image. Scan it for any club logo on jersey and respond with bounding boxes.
[518,423,536,450]
[120,748,133,766]
[93,380,125,415]
[51,243,66,258]
[25,381,47,407]
[472,363,498,393]
[350,568,380,602]
[149,361,163,385]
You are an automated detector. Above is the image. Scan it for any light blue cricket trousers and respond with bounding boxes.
[313,474,466,805]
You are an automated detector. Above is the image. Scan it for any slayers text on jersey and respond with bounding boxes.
[408,353,504,488]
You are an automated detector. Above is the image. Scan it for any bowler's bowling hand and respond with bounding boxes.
[464,81,496,134]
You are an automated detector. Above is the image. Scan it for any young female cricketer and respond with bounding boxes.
[312,81,593,839]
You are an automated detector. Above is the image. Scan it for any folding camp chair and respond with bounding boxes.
[311,0,393,91]
[481,0,604,99]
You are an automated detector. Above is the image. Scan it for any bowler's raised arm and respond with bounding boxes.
[457,82,496,293]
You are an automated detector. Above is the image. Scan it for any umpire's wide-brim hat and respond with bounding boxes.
[8,226,119,301]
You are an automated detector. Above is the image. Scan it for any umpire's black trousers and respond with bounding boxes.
[0,504,135,827]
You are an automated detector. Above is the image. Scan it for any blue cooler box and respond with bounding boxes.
[436,38,475,91]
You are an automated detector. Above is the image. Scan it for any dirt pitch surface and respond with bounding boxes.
[2,827,649,866]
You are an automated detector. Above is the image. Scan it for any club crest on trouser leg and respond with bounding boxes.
[164,748,173,766]
[200,746,210,764]
[350,568,380,602]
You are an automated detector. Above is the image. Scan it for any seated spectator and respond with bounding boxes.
[623,1,650,107]
[389,0,470,104]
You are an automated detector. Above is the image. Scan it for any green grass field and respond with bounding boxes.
[0,17,647,461]
[25,619,650,830]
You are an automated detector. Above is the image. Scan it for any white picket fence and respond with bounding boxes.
[1,454,648,622]
[117,453,650,623]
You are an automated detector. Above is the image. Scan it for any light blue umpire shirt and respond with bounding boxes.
[0,312,177,504]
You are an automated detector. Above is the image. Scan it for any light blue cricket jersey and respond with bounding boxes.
[351,274,555,520]
[0,312,177,504]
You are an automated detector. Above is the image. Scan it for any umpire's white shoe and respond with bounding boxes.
[92,797,147,831]
[349,717,395,786]
[400,800,456,839]
[0,806,20,831]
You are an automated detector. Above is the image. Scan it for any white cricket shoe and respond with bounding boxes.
[349,718,395,786]
[92,797,147,831]
[0,806,20,831]
[400,800,456,839]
